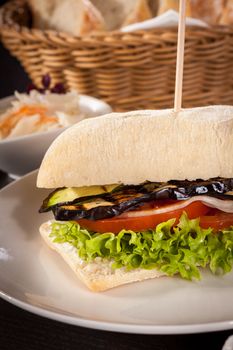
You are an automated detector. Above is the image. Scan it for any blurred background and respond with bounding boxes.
[0,0,29,97]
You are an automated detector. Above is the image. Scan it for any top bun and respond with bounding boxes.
[37,106,233,188]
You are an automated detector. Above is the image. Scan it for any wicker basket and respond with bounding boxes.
[1,0,233,111]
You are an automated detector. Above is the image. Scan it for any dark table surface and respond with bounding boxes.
[0,3,233,347]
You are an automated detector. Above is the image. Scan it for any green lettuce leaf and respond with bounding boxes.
[50,213,233,280]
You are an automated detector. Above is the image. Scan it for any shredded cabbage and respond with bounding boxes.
[50,213,233,280]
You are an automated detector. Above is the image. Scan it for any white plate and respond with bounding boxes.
[1,171,233,334]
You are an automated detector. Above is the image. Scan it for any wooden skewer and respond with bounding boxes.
[174,0,186,112]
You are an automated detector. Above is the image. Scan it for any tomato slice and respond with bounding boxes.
[76,201,209,234]
[199,211,233,231]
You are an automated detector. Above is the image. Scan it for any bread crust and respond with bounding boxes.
[157,0,224,25]
[40,221,165,291]
[37,106,233,188]
[28,0,106,35]
[122,0,153,27]
[91,0,152,30]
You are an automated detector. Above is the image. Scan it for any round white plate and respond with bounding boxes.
[1,171,233,334]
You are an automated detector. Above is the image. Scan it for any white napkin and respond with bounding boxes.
[121,9,208,33]
[222,335,233,350]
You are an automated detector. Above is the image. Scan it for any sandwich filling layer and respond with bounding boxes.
[39,178,233,281]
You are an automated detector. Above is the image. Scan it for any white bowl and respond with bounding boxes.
[0,95,112,177]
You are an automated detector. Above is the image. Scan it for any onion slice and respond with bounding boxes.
[120,196,233,218]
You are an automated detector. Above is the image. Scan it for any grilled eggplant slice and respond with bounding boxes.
[40,178,233,221]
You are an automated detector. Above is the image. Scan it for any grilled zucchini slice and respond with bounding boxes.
[40,184,120,212]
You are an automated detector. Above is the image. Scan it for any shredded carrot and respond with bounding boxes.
[0,105,58,137]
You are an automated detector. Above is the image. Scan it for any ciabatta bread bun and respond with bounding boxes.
[90,0,152,31]
[157,0,224,25]
[40,221,165,291]
[28,0,106,35]
[37,106,233,189]
[219,0,233,25]
[122,0,153,27]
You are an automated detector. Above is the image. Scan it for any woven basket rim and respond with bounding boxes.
[1,0,233,44]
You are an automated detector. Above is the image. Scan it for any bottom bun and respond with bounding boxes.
[40,221,166,292]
